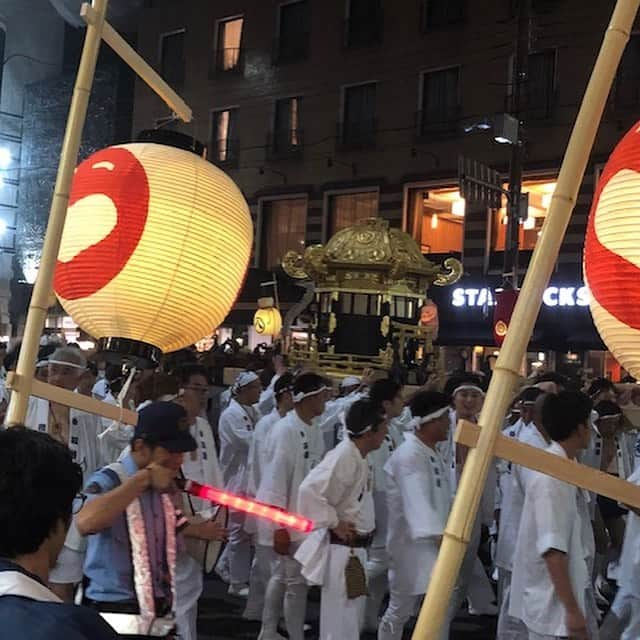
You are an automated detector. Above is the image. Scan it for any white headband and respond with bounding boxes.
[347,424,373,438]
[453,384,485,397]
[595,412,622,420]
[48,359,86,370]
[411,405,450,430]
[232,371,259,395]
[292,385,329,403]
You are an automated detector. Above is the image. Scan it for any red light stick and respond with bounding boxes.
[180,479,314,533]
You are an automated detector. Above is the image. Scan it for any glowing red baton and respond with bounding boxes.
[180,479,314,533]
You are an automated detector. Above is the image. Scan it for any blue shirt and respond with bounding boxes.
[83,453,183,604]
[0,559,118,640]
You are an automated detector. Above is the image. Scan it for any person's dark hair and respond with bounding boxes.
[518,386,544,405]
[369,379,402,409]
[541,391,592,441]
[443,372,486,398]
[409,391,451,418]
[292,372,327,396]
[535,371,569,389]
[594,399,622,419]
[345,399,386,438]
[3,341,21,372]
[178,364,209,386]
[274,372,295,398]
[86,361,98,377]
[587,377,615,399]
[0,428,82,558]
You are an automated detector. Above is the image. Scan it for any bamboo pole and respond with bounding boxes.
[80,3,192,122]
[456,420,640,509]
[5,0,109,427]
[412,1,640,636]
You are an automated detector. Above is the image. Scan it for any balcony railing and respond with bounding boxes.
[272,33,310,64]
[211,47,244,76]
[415,107,461,138]
[343,9,384,48]
[209,137,239,167]
[336,119,377,149]
[267,129,304,159]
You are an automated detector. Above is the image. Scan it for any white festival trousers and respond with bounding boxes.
[244,544,274,620]
[223,509,251,585]
[496,569,528,640]
[260,545,306,640]
[320,545,367,640]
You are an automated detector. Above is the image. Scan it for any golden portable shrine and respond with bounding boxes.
[281,217,462,379]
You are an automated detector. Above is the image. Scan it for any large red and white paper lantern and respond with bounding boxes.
[53,142,253,365]
[584,122,640,378]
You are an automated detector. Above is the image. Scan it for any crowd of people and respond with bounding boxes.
[0,341,639,640]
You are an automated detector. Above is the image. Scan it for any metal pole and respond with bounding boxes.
[6,0,109,426]
[503,0,530,288]
[412,0,640,636]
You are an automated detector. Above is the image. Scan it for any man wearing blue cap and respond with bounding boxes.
[76,402,224,639]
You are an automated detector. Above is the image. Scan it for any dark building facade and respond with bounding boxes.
[132,0,640,377]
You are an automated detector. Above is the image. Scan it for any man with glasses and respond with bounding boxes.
[24,345,101,603]
[0,427,118,639]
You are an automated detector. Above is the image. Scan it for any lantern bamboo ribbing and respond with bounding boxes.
[412,0,640,636]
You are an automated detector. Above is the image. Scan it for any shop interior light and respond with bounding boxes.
[431,213,438,229]
[182,479,314,533]
[451,199,466,216]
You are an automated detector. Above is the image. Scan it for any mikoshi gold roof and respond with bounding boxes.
[282,217,447,298]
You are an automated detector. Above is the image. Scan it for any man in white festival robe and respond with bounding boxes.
[510,391,598,640]
[244,372,295,622]
[295,398,387,640]
[256,373,329,640]
[496,391,549,640]
[25,346,101,602]
[217,371,262,596]
[378,391,460,640]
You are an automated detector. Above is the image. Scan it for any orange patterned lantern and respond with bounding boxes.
[53,141,253,366]
[584,121,640,378]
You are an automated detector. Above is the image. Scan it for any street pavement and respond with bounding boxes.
[197,575,497,639]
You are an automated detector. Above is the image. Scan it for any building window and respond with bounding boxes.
[491,178,556,251]
[160,29,186,86]
[271,97,303,157]
[210,108,238,165]
[275,1,310,63]
[344,0,383,48]
[420,0,466,30]
[340,82,377,147]
[419,67,460,136]
[614,33,640,109]
[262,198,307,269]
[215,17,244,72]
[329,191,378,235]
[406,186,464,254]
[522,50,556,119]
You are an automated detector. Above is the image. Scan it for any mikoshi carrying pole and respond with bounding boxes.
[5,0,110,426]
[412,0,640,636]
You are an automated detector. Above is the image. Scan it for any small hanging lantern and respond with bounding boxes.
[419,299,439,341]
[584,121,640,378]
[53,138,253,366]
[493,288,519,347]
[253,297,282,337]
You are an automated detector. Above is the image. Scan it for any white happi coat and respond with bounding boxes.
[246,408,281,499]
[617,466,640,595]
[218,399,259,495]
[385,433,451,595]
[367,421,404,548]
[494,424,547,572]
[509,441,595,637]
[256,409,324,545]
[25,397,100,481]
[295,438,375,584]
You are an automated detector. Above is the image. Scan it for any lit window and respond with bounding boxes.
[491,178,556,251]
[210,108,238,164]
[406,186,464,254]
[273,97,302,154]
[216,17,243,71]
[329,191,378,235]
[262,198,307,269]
